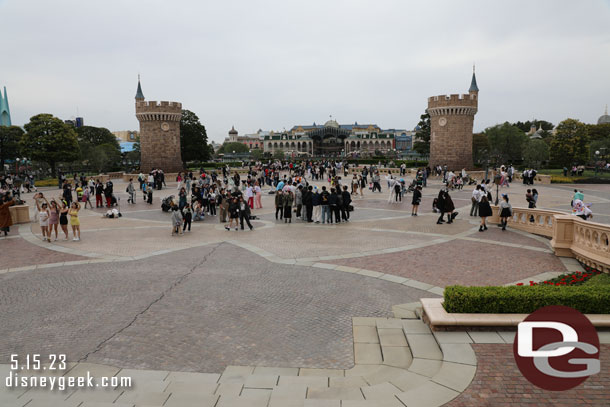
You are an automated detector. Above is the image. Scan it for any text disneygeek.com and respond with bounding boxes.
[5,371,132,391]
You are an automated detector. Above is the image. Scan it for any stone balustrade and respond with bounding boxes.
[490,206,610,272]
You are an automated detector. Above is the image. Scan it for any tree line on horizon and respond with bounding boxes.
[0,109,211,176]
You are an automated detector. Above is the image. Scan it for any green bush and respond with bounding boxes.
[443,285,610,314]
[584,273,610,286]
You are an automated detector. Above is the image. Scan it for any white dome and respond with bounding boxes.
[324,119,339,128]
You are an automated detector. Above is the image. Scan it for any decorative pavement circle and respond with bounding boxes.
[1,177,609,406]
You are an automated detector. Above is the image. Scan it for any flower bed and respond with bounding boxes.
[516,265,602,286]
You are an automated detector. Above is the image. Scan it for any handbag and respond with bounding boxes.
[348,205,354,212]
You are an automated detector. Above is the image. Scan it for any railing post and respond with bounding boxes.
[551,215,575,257]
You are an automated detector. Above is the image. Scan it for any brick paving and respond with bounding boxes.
[445,344,610,406]
[465,227,551,249]
[0,237,87,270]
[326,240,567,287]
[0,243,432,373]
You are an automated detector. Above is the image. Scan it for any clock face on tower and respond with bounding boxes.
[161,122,170,132]
[439,117,447,127]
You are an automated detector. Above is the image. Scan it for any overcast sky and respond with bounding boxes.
[1,0,609,142]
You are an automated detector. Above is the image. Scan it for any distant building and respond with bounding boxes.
[210,141,222,152]
[0,86,11,126]
[223,127,264,150]
[113,130,139,142]
[65,117,84,128]
[598,105,610,125]
[263,119,402,156]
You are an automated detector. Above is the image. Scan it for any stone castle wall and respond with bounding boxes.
[428,93,477,170]
[136,101,183,173]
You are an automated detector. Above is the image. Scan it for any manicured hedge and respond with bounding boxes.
[584,273,610,286]
[443,285,610,314]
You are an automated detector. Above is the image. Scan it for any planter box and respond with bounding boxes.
[9,205,30,224]
[421,298,610,330]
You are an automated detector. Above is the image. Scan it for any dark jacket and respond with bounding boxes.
[329,192,339,206]
[320,190,330,205]
[302,190,312,206]
[412,189,422,205]
[443,194,455,212]
[275,193,284,207]
[238,201,251,216]
[312,192,321,206]
[341,191,351,208]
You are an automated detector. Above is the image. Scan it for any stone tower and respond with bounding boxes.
[427,69,479,170]
[134,78,183,172]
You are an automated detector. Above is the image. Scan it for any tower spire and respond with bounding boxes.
[0,86,11,127]
[469,65,479,93]
[135,75,145,101]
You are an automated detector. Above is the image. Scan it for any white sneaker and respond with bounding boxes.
[72,237,77,241]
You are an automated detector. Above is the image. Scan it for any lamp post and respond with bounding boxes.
[595,150,600,177]
[15,158,20,176]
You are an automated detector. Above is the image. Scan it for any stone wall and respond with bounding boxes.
[428,93,477,171]
[136,101,183,173]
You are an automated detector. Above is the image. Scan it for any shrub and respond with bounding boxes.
[584,273,610,286]
[443,285,610,314]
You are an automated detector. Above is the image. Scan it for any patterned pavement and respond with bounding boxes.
[1,176,609,405]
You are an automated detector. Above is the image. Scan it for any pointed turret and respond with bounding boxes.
[0,86,11,127]
[135,75,145,101]
[469,65,479,93]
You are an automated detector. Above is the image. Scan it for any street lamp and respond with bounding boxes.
[595,150,600,177]
[15,158,20,175]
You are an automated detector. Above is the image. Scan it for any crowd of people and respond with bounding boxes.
[1,159,605,242]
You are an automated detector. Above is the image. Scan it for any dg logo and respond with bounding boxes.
[513,305,601,391]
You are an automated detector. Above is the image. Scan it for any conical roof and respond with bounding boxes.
[135,76,145,100]
[469,71,479,93]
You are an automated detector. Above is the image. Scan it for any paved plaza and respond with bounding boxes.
[1,175,609,406]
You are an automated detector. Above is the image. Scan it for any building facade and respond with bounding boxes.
[428,70,478,170]
[113,130,140,142]
[224,127,264,150]
[263,120,403,157]
[134,79,183,172]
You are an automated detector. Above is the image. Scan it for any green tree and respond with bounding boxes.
[76,125,119,147]
[0,125,24,170]
[180,109,211,167]
[272,149,285,160]
[413,113,430,156]
[484,122,528,165]
[550,119,589,167]
[125,135,140,167]
[472,132,490,165]
[21,114,80,176]
[250,148,264,160]
[523,139,550,168]
[513,120,554,133]
[76,125,121,172]
[586,123,610,142]
[89,143,122,173]
[589,139,610,162]
[217,142,249,155]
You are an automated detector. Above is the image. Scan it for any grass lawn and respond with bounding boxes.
[537,168,610,183]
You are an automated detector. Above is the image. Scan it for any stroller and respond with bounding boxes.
[161,195,175,212]
[407,179,418,193]
[110,194,119,207]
